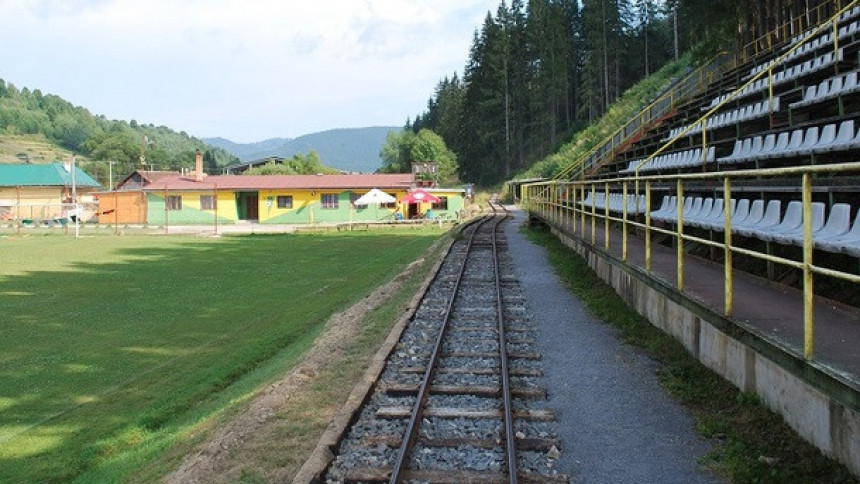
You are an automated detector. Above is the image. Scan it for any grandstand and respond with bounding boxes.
[518,0,860,476]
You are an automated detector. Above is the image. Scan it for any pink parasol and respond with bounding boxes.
[399,189,441,204]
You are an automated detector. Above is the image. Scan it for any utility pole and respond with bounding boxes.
[140,136,146,166]
[71,155,79,239]
[673,2,679,60]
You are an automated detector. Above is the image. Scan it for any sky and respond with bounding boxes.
[0,0,500,143]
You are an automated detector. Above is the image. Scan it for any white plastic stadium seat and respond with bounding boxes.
[795,126,819,155]
[754,134,777,160]
[813,204,852,248]
[737,200,782,237]
[696,198,727,231]
[812,124,837,153]
[756,201,804,240]
[769,132,790,158]
[722,199,750,232]
[733,200,765,232]
[769,203,826,245]
[816,209,860,255]
[830,120,855,151]
[650,196,673,221]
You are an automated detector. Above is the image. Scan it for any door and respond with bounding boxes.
[246,194,259,220]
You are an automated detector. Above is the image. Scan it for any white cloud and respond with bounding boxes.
[0,0,497,142]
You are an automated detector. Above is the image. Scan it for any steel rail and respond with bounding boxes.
[388,209,499,483]
[489,199,518,483]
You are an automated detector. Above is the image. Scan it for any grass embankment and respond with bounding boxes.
[524,224,857,483]
[519,53,693,180]
[0,228,444,482]
[0,133,79,164]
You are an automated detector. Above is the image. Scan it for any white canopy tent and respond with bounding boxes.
[353,188,397,220]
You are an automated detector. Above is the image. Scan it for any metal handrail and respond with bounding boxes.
[550,0,856,183]
[633,0,859,179]
[738,0,848,63]
[521,161,860,362]
[552,51,730,181]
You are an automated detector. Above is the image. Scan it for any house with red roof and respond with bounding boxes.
[96,152,465,225]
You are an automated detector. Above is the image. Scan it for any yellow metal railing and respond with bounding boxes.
[522,162,860,362]
[552,51,731,181]
[739,0,850,63]
[636,0,859,180]
[550,0,857,183]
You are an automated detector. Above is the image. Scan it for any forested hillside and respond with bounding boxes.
[0,79,238,186]
[206,127,397,173]
[406,0,801,185]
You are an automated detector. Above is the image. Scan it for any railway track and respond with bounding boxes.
[324,201,568,483]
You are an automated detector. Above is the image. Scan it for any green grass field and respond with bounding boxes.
[0,229,443,482]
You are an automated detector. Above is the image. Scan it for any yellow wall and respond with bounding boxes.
[146,190,237,225]
[257,189,410,223]
[258,189,318,222]
[0,186,69,220]
[410,190,466,219]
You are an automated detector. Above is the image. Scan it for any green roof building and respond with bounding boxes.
[0,162,100,187]
[0,163,101,223]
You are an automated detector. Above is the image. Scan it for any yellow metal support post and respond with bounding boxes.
[622,182,628,261]
[591,184,596,245]
[569,184,575,234]
[567,184,574,234]
[604,183,610,250]
[676,179,685,291]
[724,178,733,317]
[645,182,652,272]
[580,184,586,236]
[834,18,841,74]
[802,173,815,360]
[768,68,774,123]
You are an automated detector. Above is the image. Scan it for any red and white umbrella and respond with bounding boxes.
[399,189,440,204]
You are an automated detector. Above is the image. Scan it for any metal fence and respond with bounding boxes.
[0,202,100,234]
[522,161,860,362]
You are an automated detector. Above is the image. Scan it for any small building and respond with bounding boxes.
[0,162,100,222]
[97,153,466,225]
[223,157,288,174]
[412,162,439,188]
[97,170,179,224]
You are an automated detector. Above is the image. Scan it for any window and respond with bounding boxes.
[277,195,293,208]
[432,196,448,210]
[321,193,339,209]
[350,192,361,205]
[166,195,182,210]
[200,195,216,210]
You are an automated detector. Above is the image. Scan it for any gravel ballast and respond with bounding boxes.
[503,207,724,483]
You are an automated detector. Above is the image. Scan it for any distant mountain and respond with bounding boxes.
[206,126,399,174]
[203,137,290,161]
[0,77,239,186]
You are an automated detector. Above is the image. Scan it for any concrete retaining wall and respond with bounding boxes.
[551,227,860,476]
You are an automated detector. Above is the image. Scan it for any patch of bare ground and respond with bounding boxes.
[157,235,451,484]
[0,134,78,164]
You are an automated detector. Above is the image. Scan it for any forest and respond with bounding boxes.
[404,0,826,185]
[0,79,238,186]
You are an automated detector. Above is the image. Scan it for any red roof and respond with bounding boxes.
[141,173,414,191]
